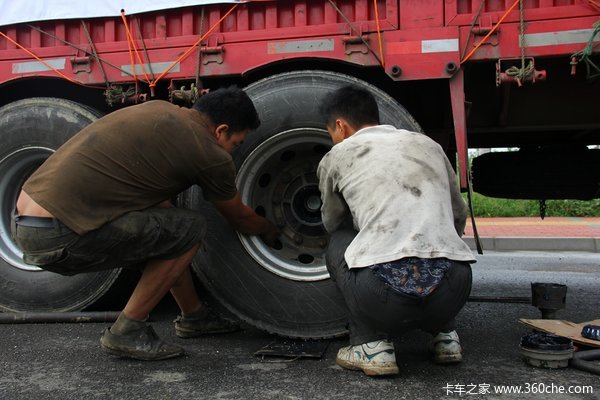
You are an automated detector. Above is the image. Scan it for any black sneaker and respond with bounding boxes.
[100,325,185,360]
[174,311,240,338]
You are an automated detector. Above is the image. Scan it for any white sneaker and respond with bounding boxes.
[432,330,463,364]
[336,339,399,376]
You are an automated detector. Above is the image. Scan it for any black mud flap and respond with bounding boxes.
[472,147,600,200]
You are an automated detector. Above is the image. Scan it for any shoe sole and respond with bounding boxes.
[101,343,185,361]
[336,358,399,376]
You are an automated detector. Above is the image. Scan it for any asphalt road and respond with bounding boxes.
[1,251,599,400]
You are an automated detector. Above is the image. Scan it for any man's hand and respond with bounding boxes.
[260,219,280,248]
[213,192,280,245]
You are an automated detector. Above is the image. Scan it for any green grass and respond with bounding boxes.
[463,193,600,217]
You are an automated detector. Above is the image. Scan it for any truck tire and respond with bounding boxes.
[186,71,422,338]
[0,97,123,312]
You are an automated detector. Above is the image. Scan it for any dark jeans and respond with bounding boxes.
[326,230,473,345]
[11,208,206,276]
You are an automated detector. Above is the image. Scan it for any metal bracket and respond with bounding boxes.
[342,23,369,55]
[71,55,91,74]
[473,15,499,46]
[201,34,224,64]
[342,35,369,55]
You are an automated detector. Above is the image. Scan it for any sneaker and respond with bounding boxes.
[432,330,463,364]
[336,339,399,376]
[100,325,185,361]
[174,311,240,338]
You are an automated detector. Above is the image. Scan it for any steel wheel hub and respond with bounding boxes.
[236,128,332,281]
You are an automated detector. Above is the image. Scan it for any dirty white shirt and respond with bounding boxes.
[317,125,475,269]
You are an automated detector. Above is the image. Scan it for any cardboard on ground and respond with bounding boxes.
[519,319,600,348]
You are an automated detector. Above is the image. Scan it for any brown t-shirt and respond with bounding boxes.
[23,100,237,234]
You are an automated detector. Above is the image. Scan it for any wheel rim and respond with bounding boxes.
[236,128,332,281]
[0,147,53,272]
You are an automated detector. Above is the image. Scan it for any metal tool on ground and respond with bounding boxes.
[519,332,574,369]
[254,339,329,362]
[0,311,120,324]
[531,282,567,319]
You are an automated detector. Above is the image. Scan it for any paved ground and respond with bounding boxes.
[464,218,600,252]
[465,217,600,238]
[0,251,599,400]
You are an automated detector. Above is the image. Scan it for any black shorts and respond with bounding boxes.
[11,208,206,276]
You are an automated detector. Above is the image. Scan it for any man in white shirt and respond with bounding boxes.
[317,85,475,376]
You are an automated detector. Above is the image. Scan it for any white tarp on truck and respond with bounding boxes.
[0,0,249,27]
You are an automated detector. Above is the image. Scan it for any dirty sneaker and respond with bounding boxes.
[432,330,463,364]
[100,325,185,360]
[174,309,240,338]
[336,339,399,376]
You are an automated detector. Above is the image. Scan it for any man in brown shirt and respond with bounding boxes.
[11,87,278,360]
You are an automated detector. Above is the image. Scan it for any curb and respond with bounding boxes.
[463,237,600,253]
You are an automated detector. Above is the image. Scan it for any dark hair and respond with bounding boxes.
[193,86,260,133]
[320,85,380,129]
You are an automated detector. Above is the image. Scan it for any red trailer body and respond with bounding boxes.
[0,1,598,336]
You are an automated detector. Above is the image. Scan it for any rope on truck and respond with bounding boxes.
[571,18,600,81]
[504,0,534,85]
[27,24,135,79]
[81,21,111,89]
[461,0,521,64]
[0,30,106,90]
[373,0,384,67]
[0,3,239,93]
[326,0,384,67]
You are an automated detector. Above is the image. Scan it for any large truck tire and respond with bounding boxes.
[186,71,423,338]
[0,97,123,312]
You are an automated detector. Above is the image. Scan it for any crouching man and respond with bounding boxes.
[11,87,278,360]
[317,86,475,376]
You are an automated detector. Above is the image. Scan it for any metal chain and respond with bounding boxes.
[460,0,486,61]
[27,24,134,78]
[326,0,384,66]
[135,17,155,81]
[81,21,110,88]
[195,7,205,89]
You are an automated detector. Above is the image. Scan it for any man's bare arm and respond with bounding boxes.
[213,192,278,245]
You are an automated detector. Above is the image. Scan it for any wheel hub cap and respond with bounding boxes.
[236,128,332,281]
